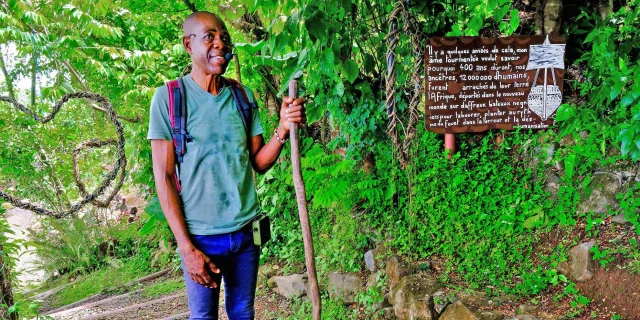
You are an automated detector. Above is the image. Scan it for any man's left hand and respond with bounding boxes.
[278,96,306,135]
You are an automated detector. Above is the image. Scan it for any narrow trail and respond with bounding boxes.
[40,273,291,319]
[5,207,47,288]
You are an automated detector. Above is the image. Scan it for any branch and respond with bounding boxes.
[183,0,197,12]
[0,50,16,100]
[63,60,141,123]
[31,53,36,107]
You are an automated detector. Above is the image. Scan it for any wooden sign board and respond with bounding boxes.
[425,35,566,134]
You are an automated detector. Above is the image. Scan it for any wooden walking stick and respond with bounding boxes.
[289,80,321,319]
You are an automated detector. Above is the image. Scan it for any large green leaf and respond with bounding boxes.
[144,195,165,221]
[341,58,359,84]
[235,40,266,56]
[303,5,328,42]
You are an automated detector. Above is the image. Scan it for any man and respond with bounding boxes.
[147,11,305,320]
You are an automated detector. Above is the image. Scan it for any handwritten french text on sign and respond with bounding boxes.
[425,35,566,134]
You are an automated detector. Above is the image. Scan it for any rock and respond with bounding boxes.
[386,255,410,296]
[579,131,589,140]
[258,265,278,287]
[291,262,305,274]
[556,262,571,277]
[259,264,277,279]
[328,272,362,304]
[383,307,396,319]
[439,301,480,320]
[611,213,629,225]
[366,244,388,272]
[271,274,307,299]
[481,311,505,320]
[433,291,453,314]
[505,316,540,320]
[392,273,441,320]
[568,241,595,282]
[365,250,376,271]
[1,202,14,210]
[578,172,621,214]
[490,295,517,306]
[459,291,491,308]
[516,305,538,315]
[267,276,278,288]
[559,135,574,147]
[532,143,557,167]
[544,173,560,200]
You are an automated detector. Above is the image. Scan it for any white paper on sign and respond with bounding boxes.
[526,44,566,70]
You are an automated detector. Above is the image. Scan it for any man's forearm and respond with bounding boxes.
[252,126,289,174]
[155,174,193,250]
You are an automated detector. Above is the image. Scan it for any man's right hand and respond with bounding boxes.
[180,245,221,288]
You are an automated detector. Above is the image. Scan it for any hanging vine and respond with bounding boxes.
[385,1,425,169]
[0,92,127,218]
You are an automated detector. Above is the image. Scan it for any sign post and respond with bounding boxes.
[424,35,566,151]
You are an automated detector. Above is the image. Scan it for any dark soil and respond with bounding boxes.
[576,264,640,319]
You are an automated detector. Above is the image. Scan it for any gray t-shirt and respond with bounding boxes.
[147,75,264,235]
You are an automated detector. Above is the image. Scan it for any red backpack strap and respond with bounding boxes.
[166,79,184,192]
[166,79,180,148]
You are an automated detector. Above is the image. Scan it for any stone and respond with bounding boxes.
[559,135,574,147]
[271,274,307,299]
[490,295,517,306]
[366,271,382,290]
[383,307,396,319]
[1,202,14,210]
[505,316,540,320]
[544,173,560,200]
[532,143,557,167]
[459,291,491,308]
[579,131,589,140]
[568,241,595,282]
[611,213,629,225]
[392,273,441,320]
[578,172,621,214]
[259,264,277,279]
[432,291,454,314]
[258,265,278,287]
[556,262,571,277]
[365,250,376,271]
[328,272,362,304]
[267,276,278,288]
[291,262,305,274]
[481,311,505,320]
[386,255,410,296]
[439,301,480,320]
[516,305,538,315]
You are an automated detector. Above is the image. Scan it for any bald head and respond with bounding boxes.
[183,11,227,37]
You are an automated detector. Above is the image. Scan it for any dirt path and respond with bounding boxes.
[45,275,292,319]
[4,207,47,289]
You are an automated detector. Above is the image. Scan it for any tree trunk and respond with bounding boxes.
[535,0,563,35]
[0,245,16,320]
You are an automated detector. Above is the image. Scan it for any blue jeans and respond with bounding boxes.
[181,226,260,320]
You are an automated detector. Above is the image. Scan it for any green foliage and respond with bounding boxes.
[1,1,639,319]
[355,272,387,317]
[560,1,640,160]
[27,214,168,278]
[141,277,184,298]
[47,256,155,308]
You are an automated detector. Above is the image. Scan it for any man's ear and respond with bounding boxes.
[182,36,192,55]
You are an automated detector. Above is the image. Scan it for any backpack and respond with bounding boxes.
[166,77,257,192]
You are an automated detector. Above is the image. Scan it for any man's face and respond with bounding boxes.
[183,14,232,76]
